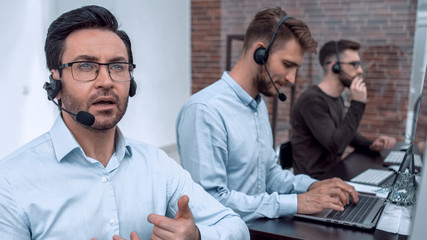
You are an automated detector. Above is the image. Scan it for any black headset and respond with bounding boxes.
[332,41,341,74]
[44,74,137,100]
[253,15,293,65]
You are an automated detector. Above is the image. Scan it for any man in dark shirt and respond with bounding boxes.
[291,40,396,178]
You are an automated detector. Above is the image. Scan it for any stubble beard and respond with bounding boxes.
[254,65,275,97]
[60,89,128,131]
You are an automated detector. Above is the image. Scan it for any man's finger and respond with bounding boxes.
[130,232,141,240]
[326,197,345,212]
[329,180,359,204]
[175,195,192,220]
[112,232,141,240]
[148,213,176,232]
[113,235,125,240]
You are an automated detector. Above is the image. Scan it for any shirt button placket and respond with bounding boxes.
[254,110,262,193]
[101,175,119,236]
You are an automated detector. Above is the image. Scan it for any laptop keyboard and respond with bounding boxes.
[327,195,379,223]
[350,169,394,186]
[384,151,422,168]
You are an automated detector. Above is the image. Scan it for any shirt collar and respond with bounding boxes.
[115,128,133,161]
[49,115,132,163]
[221,71,260,109]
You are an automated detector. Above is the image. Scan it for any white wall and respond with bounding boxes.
[0,0,191,159]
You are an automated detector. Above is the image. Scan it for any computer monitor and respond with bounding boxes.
[409,95,422,144]
[402,65,426,150]
[409,140,427,239]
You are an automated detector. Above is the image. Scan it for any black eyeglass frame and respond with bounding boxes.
[58,61,136,82]
[326,61,362,70]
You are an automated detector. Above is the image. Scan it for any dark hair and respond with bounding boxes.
[242,7,317,55]
[318,39,360,70]
[44,5,133,71]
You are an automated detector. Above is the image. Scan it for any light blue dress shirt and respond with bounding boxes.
[0,115,249,240]
[176,72,317,222]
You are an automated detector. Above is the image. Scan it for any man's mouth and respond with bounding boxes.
[92,96,116,107]
[93,100,114,105]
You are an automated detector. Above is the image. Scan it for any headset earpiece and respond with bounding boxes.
[43,75,62,100]
[332,62,341,74]
[254,47,268,65]
[253,15,293,66]
[332,41,341,74]
[129,78,137,97]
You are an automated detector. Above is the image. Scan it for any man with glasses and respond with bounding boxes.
[291,39,396,178]
[0,5,249,240]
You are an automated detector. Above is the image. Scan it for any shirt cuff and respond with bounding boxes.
[350,100,366,109]
[294,174,317,193]
[278,194,298,215]
[196,222,250,240]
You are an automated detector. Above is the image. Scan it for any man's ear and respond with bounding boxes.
[252,41,269,65]
[50,69,62,99]
[50,69,60,80]
[252,41,267,53]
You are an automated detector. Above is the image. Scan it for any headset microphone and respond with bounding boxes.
[253,14,293,102]
[51,100,95,126]
[43,75,95,126]
[264,64,287,102]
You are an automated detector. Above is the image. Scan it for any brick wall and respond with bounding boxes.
[191,0,425,146]
[191,0,222,93]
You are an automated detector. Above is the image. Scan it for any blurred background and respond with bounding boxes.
[0,0,191,160]
[193,0,427,152]
[0,0,426,160]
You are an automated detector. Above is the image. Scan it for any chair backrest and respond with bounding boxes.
[278,141,293,169]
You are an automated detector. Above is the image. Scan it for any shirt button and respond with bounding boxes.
[101,177,107,183]
[254,112,258,116]
[109,219,115,226]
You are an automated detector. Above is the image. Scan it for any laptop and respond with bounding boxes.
[294,145,415,229]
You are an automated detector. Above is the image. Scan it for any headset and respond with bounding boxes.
[253,14,293,102]
[332,41,341,74]
[43,72,137,126]
[253,14,293,65]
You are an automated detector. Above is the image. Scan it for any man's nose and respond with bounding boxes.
[95,65,114,88]
[285,68,298,84]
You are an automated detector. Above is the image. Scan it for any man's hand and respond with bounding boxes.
[147,195,201,240]
[297,178,359,214]
[349,76,367,103]
[370,136,396,152]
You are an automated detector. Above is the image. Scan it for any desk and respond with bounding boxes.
[248,146,409,240]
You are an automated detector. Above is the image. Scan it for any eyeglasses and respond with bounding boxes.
[58,61,136,82]
[326,61,362,70]
[338,61,362,70]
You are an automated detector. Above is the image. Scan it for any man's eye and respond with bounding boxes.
[283,63,293,68]
[110,64,125,71]
[350,62,361,68]
[77,62,96,70]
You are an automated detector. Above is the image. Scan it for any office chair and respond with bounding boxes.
[277,141,293,169]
